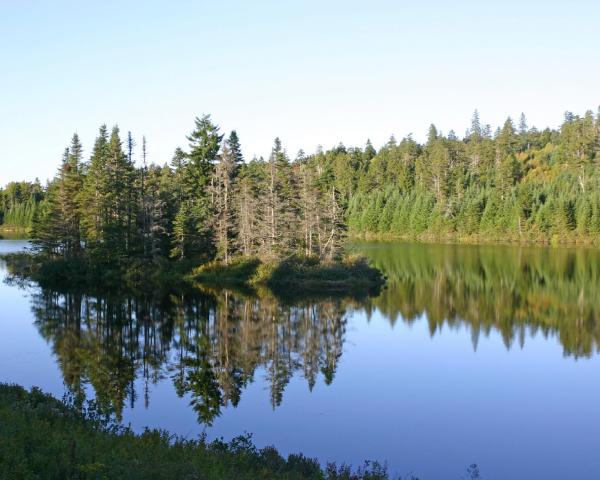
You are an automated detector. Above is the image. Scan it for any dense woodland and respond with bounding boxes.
[0,180,42,230]
[2,107,600,250]
[16,116,345,265]
[347,108,600,242]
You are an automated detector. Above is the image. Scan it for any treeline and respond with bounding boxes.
[10,106,600,246]
[33,116,344,264]
[0,181,43,229]
[341,109,600,242]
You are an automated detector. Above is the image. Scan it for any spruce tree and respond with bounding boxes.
[80,125,110,258]
[226,130,244,165]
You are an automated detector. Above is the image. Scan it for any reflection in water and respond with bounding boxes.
[24,243,600,425]
[361,242,600,358]
[30,286,349,425]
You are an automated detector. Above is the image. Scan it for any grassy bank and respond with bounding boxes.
[349,230,600,247]
[192,255,385,296]
[0,383,395,480]
[0,225,30,239]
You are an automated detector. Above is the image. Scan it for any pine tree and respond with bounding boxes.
[80,125,110,255]
[105,126,136,259]
[60,134,84,256]
[470,110,482,140]
[321,184,346,260]
[170,115,223,260]
[363,139,376,162]
[226,130,244,165]
[298,161,320,256]
[186,115,223,198]
[32,135,83,257]
[236,158,263,257]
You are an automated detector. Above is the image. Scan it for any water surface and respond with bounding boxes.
[2,240,600,479]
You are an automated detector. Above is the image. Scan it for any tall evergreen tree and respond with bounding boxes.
[170,115,223,260]
[226,130,244,165]
[80,125,110,257]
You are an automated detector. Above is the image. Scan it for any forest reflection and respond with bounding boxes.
[31,286,351,425]
[28,243,600,425]
[360,242,600,358]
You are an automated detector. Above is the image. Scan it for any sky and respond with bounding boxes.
[1,0,599,184]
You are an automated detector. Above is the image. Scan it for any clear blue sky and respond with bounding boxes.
[1,0,598,184]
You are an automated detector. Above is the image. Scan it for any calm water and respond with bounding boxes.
[2,240,600,479]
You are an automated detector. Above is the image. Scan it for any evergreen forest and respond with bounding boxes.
[3,107,600,253]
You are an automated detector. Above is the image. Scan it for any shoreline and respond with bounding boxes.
[192,255,386,298]
[348,231,600,248]
[0,252,386,297]
[0,383,394,480]
[0,225,30,239]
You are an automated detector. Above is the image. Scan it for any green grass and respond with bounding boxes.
[0,225,30,238]
[0,383,395,480]
[192,255,385,297]
[192,256,262,285]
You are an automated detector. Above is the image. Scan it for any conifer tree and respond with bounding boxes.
[32,135,83,257]
[170,115,223,260]
[226,130,244,165]
[80,125,110,257]
[236,158,263,257]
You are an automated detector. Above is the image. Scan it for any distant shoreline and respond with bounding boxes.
[349,232,600,248]
[0,225,29,240]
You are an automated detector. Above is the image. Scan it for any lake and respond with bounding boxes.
[2,239,600,479]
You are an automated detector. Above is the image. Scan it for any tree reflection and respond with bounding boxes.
[362,242,600,357]
[30,285,349,425]
[27,243,600,425]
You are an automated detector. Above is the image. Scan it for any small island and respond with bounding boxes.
[1,117,384,296]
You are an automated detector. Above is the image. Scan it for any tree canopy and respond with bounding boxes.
[3,106,600,251]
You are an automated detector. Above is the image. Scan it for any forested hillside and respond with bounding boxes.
[4,107,600,246]
[0,181,43,231]
[342,109,600,242]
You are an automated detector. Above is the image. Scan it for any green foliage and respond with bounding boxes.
[0,383,398,480]
[193,256,262,285]
[9,104,600,272]
[0,180,43,231]
[24,115,346,271]
[345,107,600,243]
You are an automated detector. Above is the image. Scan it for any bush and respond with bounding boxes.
[192,257,262,285]
[251,255,385,296]
[190,255,385,297]
[0,383,395,480]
